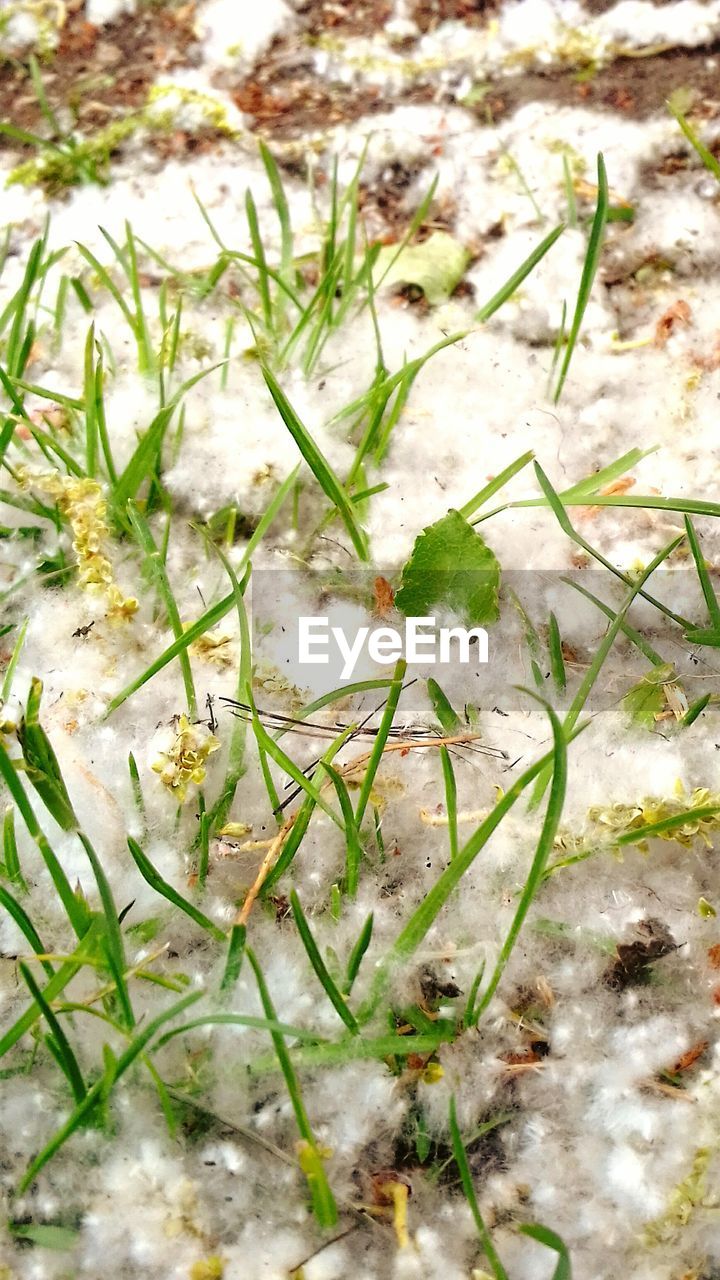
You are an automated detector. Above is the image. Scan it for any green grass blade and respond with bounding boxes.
[78,833,134,1028]
[685,515,720,629]
[219,924,246,994]
[560,578,665,666]
[245,188,273,331]
[17,677,78,830]
[18,988,201,1191]
[459,450,535,520]
[190,529,251,838]
[354,659,406,828]
[449,1096,509,1280]
[0,918,104,1060]
[476,223,564,324]
[357,720,584,1023]
[343,912,373,995]
[533,463,692,629]
[1,615,28,703]
[20,961,86,1103]
[440,745,459,861]
[682,692,712,727]
[518,1224,572,1280]
[262,365,369,561]
[126,836,226,941]
[0,739,87,936]
[0,884,52,974]
[554,154,608,402]
[614,804,720,846]
[547,612,566,692]
[531,532,684,808]
[246,946,338,1227]
[290,890,359,1033]
[322,761,363,896]
[127,502,196,717]
[474,695,566,1016]
[668,100,720,182]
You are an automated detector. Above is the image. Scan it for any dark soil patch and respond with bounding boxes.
[0,0,199,147]
[293,0,393,38]
[454,40,720,125]
[413,0,498,33]
[231,74,387,137]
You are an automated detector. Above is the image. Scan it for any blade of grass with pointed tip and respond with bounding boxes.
[477,223,565,324]
[547,613,566,692]
[1,615,28,703]
[262,365,369,560]
[357,716,584,1024]
[440,745,459,861]
[0,885,53,975]
[263,728,356,891]
[322,762,363,897]
[685,515,720,630]
[0,739,87,936]
[474,696,566,1017]
[554,154,608,402]
[290,890,359,1033]
[344,912,374,996]
[127,502,196,718]
[533,463,692,629]
[106,465,292,714]
[354,659,407,829]
[17,677,78,830]
[190,528,251,839]
[683,692,712,727]
[668,100,720,182]
[0,918,104,1060]
[459,450,535,520]
[220,924,246,994]
[519,1225,572,1280]
[18,988,202,1192]
[560,577,665,666]
[78,832,134,1029]
[127,837,226,941]
[3,808,26,892]
[531,533,684,808]
[20,961,86,1103]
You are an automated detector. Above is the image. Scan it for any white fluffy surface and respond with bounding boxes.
[2,1,720,1277]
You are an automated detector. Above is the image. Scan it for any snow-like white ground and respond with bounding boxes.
[3,2,720,1278]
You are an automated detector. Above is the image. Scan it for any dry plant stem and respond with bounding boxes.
[236,814,296,926]
[236,733,489,924]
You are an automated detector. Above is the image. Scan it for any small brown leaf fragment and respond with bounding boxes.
[370,1169,412,1208]
[373,575,395,618]
[670,1040,708,1074]
[598,476,635,497]
[707,942,720,969]
[654,299,691,346]
[604,918,677,991]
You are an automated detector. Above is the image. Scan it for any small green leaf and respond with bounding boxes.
[622,663,677,729]
[427,677,461,733]
[374,231,470,306]
[518,1223,572,1279]
[17,678,77,830]
[395,510,500,625]
[10,1223,80,1251]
